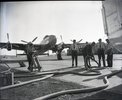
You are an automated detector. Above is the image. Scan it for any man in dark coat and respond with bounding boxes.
[70,39,79,67]
[26,42,36,71]
[97,39,106,67]
[82,42,95,69]
[106,39,113,67]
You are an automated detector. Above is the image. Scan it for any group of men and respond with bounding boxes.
[26,38,113,72]
[70,38,113,68]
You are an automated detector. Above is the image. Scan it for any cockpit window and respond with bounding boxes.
[44,35,49,39]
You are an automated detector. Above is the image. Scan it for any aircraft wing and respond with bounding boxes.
[52,43,84,52]
[0,42,45,51]
[0,42,26,50]
[63,43,84,48]
[62,43,85,51]
[63,43,71,48]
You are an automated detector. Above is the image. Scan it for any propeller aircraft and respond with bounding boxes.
[0,33,72,60]
[0,33,83,71]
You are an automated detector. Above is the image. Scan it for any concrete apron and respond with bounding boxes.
[53,67,122,94]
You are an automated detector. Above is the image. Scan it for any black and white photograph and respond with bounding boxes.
[0,0,122,100]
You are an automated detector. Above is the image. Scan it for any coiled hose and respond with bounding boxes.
[0,55,101,91]
[0,56,101,91]
[1,55,121,100]
[15,55,101,78]
[33,56,122,100]
[34,69,122,100]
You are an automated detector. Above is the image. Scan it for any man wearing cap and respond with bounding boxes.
[70,39,79,67]
[97,39,106,67]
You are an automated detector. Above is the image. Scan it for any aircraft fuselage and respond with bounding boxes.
[36,35,57,55]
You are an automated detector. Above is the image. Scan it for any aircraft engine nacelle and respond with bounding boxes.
[57,43,64,51]
[52,45,57,53]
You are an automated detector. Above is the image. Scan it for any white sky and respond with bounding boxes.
[0,1,107,43]
[0,1,107,55]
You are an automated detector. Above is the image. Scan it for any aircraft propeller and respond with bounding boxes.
[60,35,65,44]
[7,33,9,42]
[60,35,63,43]
[21,37,38,44]
[21,40,28,43]
[32,37,38,42]
[0,33,12,51]
[56,35,65,51]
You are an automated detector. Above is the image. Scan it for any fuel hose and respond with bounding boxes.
[34,69,122,100]
[33,56,122,100]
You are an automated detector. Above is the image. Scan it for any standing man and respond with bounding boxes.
[70,39,79,67]
[86,42,95,58]
[97,39,106,67]
[83,42,96,69]
[25,42,35,71]
[56,42,64,60]
[82,42,88,65]
[106,39,113,67]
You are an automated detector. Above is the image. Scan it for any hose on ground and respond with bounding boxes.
[34,56,121,100]
[14,68,101,78]
[0,56,102,91]
[34,69,122,100]
[84,55,99,70]
[0,74,54,91]
[1,54,120,100]
[14,55,100,78]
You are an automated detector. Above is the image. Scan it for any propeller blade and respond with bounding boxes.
[21,40,28,43]
[60,35,63,43]
[7,33,9,41]
[32,37,38,42]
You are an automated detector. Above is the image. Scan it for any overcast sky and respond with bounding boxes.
[0,1,107,55]
[0,1,107,42]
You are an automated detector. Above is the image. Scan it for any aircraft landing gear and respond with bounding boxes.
[57,50,63,60]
